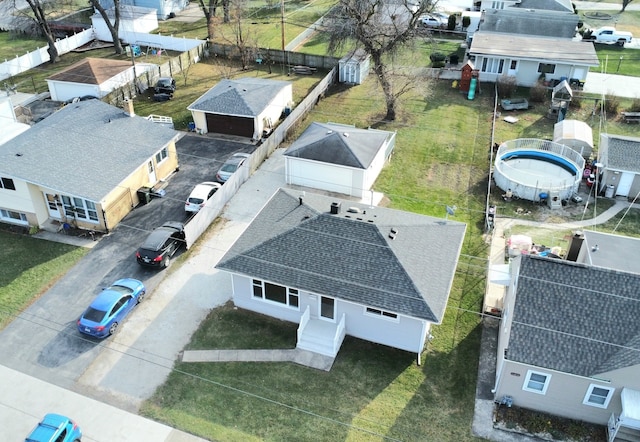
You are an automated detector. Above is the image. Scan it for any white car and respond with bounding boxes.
[185,181,221,213]
[420,13,448,28]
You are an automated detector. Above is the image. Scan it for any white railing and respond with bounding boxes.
[497,138,585,170]
[297,306,310,343]
[146,114,173,127]
[332,313,346,355]
[608,413,619,442]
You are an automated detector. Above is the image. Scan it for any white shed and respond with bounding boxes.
[91,5,159,43]
[284,122,396,199]
[553,119,593,159]
[339,49,370,85]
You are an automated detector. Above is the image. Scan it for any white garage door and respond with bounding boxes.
[289,160,355,196]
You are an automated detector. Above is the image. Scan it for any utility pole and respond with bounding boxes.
[280,0,285,50]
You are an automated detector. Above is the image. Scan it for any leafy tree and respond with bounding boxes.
[89,0,124,55]
[326,0,433,120]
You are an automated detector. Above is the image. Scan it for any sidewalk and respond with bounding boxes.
[0,365,207,442]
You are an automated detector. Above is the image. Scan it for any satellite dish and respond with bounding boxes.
[446,205,456,216]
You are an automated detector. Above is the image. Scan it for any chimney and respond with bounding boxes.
[123,98,135,117]
[565,230,585,262]
[330,202,341,214]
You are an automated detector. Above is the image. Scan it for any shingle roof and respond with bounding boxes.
[187,78,291,117]
[284,122,394,169]
[480,9,577,38]
[46,58,134,85]
[0,99,178,201]
[512,0,573,12]
[469,32,599,66]
[508,255,640,377]
[602,134,640,172]
[216,188,466,322]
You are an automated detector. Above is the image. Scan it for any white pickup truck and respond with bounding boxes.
[583,26,633,46]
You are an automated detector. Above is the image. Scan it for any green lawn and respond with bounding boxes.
[0,229,88,330]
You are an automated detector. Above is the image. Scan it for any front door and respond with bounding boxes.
[616,172,634,197]
[44,193,61,218]
[147,160,157,185]
[320,296,335,321]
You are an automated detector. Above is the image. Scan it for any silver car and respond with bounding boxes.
[215,153,251,183]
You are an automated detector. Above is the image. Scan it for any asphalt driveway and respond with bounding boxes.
[0,134,253,407]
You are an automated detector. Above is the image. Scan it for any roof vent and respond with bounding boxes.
[343,132,349,137]
[347,207,360,213]
[330,201,341,214]
[327,130,333,134]
[389,227,398,240]
[15,153,23,157]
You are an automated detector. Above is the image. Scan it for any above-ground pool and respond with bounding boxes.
[494,139,585,202]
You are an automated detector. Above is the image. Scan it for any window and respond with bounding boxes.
[510,60,517,70]
[252,279,299,309]
[365,307,398,320]
[583,384,614,408]
[0,209,28,225]
[538,63,556,74]
[481,57,505,74]
[61,195,99,223]
[523,370,551,394]
[0,177,16,190]
[155,147,169,164]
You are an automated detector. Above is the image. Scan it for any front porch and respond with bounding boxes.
[296,307,346,358]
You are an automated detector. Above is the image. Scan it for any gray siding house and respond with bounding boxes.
[597,134,640,199]
[216,188,466,363]
[495,255,640,439]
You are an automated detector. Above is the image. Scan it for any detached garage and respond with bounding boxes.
[188,78,292,139]
[284,122,396,199]
[598,133,640,198]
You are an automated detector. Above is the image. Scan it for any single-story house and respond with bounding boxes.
[597,133,640,198]
[187,78,293,140]
[553,119,594,159]
[468,31,599,86]
[216,188,467,363]
[0,99,179,232]
[91,5,158,43]
[479,8,577,38]
[495,254,640,438]
[283,122,396,199]
[474,0,573,13]
[98,0,187,20]
[46,58,144,102]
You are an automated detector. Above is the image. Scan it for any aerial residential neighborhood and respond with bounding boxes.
[1,0,640,440]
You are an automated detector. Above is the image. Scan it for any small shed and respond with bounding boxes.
[91,5,158,43]
[339,49,370,85]
[553,119,593,159]
[284,122,395,198]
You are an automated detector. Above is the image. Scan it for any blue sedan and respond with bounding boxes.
[77,278,146,338]
[26,413,82,442]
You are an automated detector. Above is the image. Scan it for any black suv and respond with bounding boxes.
[135,222,185,268]
[154,77,176,94]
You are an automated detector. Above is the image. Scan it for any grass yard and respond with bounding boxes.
[0,229,88,330]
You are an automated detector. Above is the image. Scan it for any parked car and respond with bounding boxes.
[77,278,146,338]
[215,152,251,183]
[420,13,447,28]
[135,221,185,268]
[185,181,221,214]
[154,77,176,94]
[25,413,82,442]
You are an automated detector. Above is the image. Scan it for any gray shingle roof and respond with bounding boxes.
[512,0,573,12]
[0,99,178,201]
[187,78,291,117]
[284,122,394,169]
[508,255,640,377]
[603,134,640,172]
[479,9,577,38]
[470,32,599,66]
[216,188,466,322]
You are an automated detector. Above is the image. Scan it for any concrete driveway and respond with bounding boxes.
[0,134,253,409]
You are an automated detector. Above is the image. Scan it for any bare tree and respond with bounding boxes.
[230,0,256,69]
[621,0,634,11]
[89,0,124,55]
[198,0,232,39]
[326,0,432,120]
[18,0,59,63]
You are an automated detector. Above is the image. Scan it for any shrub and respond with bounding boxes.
[497,75,517,98]
[430,52,446,63]
[529,82,548,103]
[604,94,620,114]
[447,14,456,30]
[431,61,446,68]
[449,53,460,65]
[569,95,582,109]
[629,98,640,112]
[462,15,471,28]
